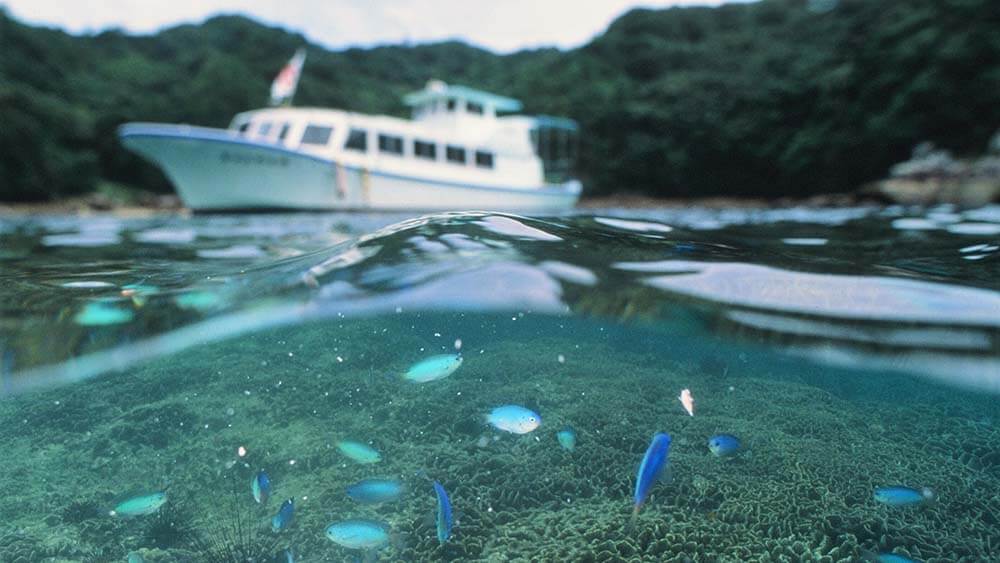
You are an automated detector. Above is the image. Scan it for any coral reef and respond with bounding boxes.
[0,313,997,561]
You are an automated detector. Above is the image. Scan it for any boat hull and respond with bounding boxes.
[119,124,581,212]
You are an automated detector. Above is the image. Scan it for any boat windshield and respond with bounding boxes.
[228,117,252,136]
[531,116,579,183]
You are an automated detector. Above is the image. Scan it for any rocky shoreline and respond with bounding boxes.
[861,137,1000,207]
[0,191,897,217]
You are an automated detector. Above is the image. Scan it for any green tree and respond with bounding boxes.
[1,1,997,202]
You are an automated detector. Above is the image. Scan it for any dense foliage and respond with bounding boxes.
[1,0,997,201]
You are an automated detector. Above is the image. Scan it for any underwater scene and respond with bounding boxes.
[0,207,998,562]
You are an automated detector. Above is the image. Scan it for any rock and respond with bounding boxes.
[864,177,1000,207]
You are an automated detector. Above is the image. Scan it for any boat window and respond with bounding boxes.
[446,145,466,164]
[300,125,333,146]
[446,99,457,112]
[378,134,404,155]
[467,102,483,115]
[475,150,494,169]
[258,122,273,137]
[277,123,290,142]
[344,128,367,152]
[413,140,436,160]
[237,122,251,136]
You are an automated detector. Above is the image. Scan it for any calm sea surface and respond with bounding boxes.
[0,206,998,562]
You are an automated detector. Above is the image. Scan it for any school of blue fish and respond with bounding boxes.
[109,352,933,560]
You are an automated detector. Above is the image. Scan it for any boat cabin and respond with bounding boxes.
[226,80,578,188]
[404,79,522,125]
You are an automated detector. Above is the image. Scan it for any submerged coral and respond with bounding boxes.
[0,313,997,561]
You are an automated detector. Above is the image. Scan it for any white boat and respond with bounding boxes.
[119,78,581,212]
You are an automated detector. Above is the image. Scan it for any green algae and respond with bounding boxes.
[0,313,998,562]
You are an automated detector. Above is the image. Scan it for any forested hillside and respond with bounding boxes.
[1,0,997,201]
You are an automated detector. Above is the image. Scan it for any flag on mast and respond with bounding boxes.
[269,48,306,106]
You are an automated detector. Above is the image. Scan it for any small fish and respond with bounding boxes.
[633,433,672,516]
[272,498,295,532]
[75,301,134,326]
[860,549,921,563]
[873,486,935,507]
[678,389,694,416]
[404,354,463,383]
[251,469,271,504]
[557,426,577,451]
[708,434,741,457]
[337,440,382,464]
[174,290,223,311]
[346,478,404,504]
[325,519,391,550]
[432,480,453,544]
[486,405,541,434]
[111,492,167,517]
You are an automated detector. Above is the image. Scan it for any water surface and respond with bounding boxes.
[0,205,997,561]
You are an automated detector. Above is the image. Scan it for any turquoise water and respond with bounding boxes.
[0,206,998,562]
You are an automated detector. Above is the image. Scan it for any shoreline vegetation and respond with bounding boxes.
[2,0,998,206]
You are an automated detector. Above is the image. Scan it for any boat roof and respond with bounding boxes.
[403,81,523,113]
[534,115,579,131]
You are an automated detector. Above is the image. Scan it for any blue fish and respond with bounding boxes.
[633,433,672,516]
[74,301,134,326]
[708,434,741,457]
[272,498,294,532]
[346,478,404,504]
[336,440,382,464]
[486,405,541,434]
[404,354,463,383]
[861,550,921,563]
[873,486,934,507]
[112,492,167,517]
[325,519,391,550]
[557,426,577,451]
[432,480,453,544]
[251,469,271,504]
